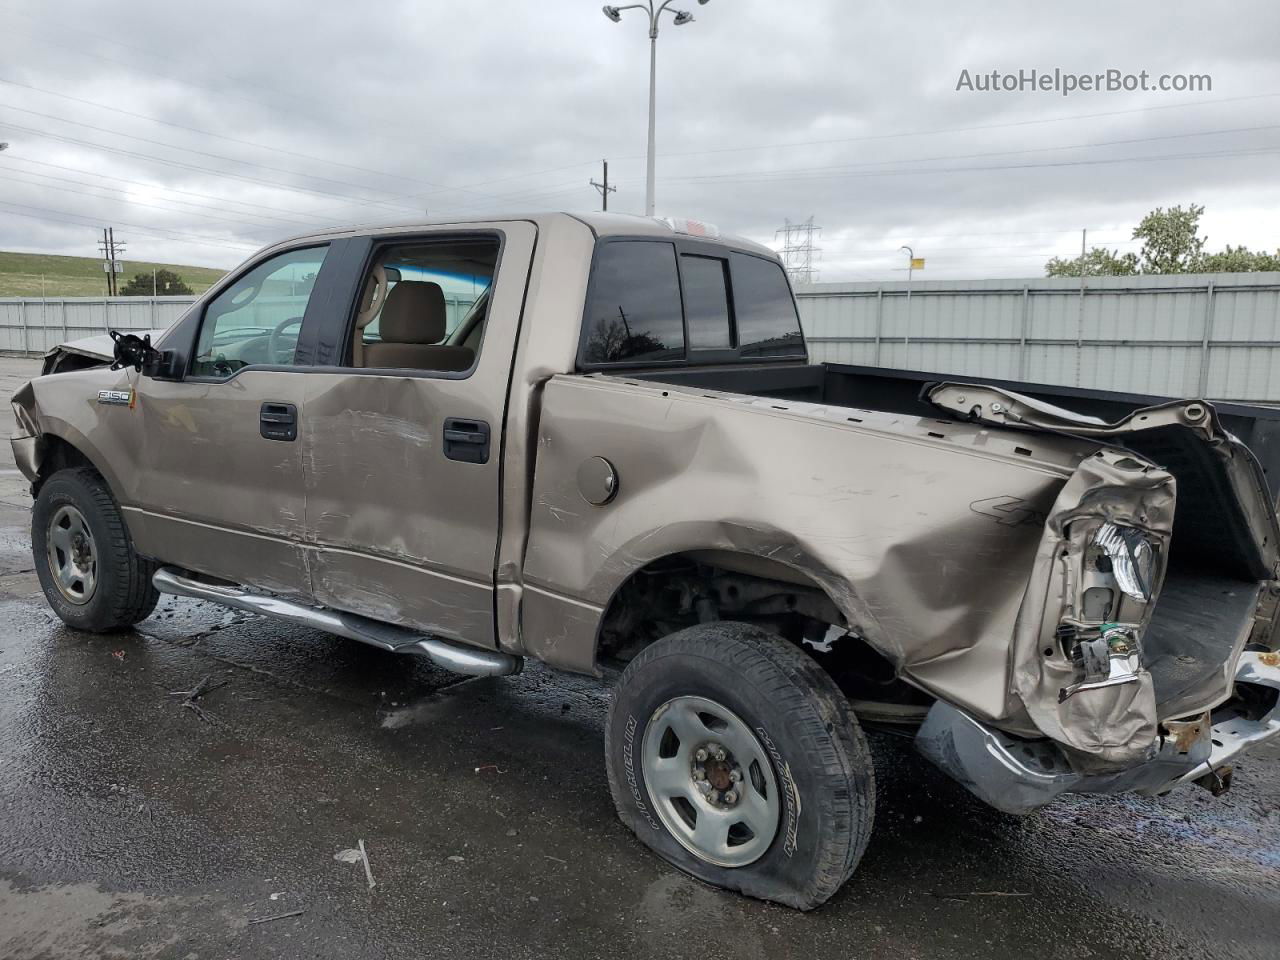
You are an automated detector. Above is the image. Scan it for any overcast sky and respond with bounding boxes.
[1,0,1278,281]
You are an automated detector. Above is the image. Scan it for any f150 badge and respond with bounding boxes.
[96,389,133,407]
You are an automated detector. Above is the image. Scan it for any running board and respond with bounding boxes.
[152,567,522,678]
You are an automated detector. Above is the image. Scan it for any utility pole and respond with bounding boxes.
[590,159,617,212]
[97,228,126,296]
[99,228,111,295]
[109,227,122,296]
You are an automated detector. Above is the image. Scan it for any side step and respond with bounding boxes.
[152,567,522,678]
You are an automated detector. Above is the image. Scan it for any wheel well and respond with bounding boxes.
[33,435,100,495]
[594,551,930,718]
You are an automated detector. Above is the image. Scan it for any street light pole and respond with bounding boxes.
[646,29,657,217]
[900,245,914,349]
[603,0,709,218]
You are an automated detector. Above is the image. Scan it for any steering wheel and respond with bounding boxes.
[268,316,304,364]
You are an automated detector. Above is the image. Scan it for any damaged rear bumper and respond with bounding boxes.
[916,650,1280,814]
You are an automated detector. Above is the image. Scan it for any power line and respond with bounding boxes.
[637,92,1280,160]
[0,154,335,225]
[0,102,416,204]
[0,199,257,251]
[654,145,1280,187]
[0,75,584,207]
[655,122,1280,185]
[0,120,423,213]
[0,168,301,232]
[1,23,599,209]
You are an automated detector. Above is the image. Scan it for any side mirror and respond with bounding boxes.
[109,330,178,378]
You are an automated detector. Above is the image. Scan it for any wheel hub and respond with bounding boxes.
[641,695,781,868]
[691,741,743,806]
[46,504,97,605]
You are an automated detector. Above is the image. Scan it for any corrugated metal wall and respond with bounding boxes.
[795,272,1280,403]
[0,298,196,355]
[0,294,481,356]
[6,277,1280,402]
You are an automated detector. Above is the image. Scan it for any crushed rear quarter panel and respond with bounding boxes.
[522,374,1102,727]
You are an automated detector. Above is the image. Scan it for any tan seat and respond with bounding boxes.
[362,280,475,372]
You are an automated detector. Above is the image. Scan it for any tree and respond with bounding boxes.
[1198,245,1280,273]
[1045,247,1138,277]
[1043,202,1280,276]
[1132,203,1207,274]
[120,269,193,296]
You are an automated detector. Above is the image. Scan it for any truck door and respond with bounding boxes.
[297,223,537,648]
[126,241,349,598]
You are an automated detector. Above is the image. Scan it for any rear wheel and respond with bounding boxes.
[32,467,158,632]
[605,621,875,910]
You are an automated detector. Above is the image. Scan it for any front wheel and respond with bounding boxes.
[32,467,159,632]
[604,622,875,910]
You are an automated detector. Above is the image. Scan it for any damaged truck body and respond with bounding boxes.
[11,212,1280,910]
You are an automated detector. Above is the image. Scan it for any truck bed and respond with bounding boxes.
[637,360,1280,719]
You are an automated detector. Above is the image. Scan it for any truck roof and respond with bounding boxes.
[262,212,777,259]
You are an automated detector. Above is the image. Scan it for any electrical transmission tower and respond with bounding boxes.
[774,216,822,284]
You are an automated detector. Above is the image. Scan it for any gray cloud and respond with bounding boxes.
[1,0,1277,279]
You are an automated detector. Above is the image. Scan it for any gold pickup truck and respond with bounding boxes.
[11,213,1280,909]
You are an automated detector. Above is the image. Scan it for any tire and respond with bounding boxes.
[32,467,159,632]
[605,621,875,910]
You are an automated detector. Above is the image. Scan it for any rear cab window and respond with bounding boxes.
[579,236,805,369]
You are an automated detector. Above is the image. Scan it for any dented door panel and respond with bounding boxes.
[128,371,312,597]
[299,222,538,648]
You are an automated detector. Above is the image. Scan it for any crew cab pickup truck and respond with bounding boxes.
[11,212,1280,910]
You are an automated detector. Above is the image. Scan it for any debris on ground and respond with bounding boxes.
[447,855,465,863]
[358,838,375,890]
[474,764,506,774]
[334,848,363,864]
[247,909,305,925]
[168,675,229,726]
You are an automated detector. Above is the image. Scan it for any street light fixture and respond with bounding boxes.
[602,0,710,217]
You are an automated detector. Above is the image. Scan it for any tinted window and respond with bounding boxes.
[730,253,805,358]
[680,255,732,349]
[582,241,684,365]
[191,245,329,378]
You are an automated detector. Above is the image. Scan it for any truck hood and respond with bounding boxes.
[42,329,167,376]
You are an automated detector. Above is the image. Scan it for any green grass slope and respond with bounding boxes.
[0,251,227,297]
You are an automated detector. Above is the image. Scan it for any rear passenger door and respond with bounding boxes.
[297,223,537,649]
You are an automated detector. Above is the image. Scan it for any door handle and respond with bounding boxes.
[443,417,490,463]
[260,402,298,441]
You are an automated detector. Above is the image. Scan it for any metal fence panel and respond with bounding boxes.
[796,272,1280,403]
[0,293,479,358]
[0,297,198,355]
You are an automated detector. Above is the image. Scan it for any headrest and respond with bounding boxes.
[379,281,446,344]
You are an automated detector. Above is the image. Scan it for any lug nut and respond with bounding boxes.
[729,769,742,783]
[694,748,708,762]
[723,790,737,804]
[693,768,706,781]
[697,780,712,795]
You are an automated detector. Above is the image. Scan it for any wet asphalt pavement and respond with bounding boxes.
[0,359,1277,959]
